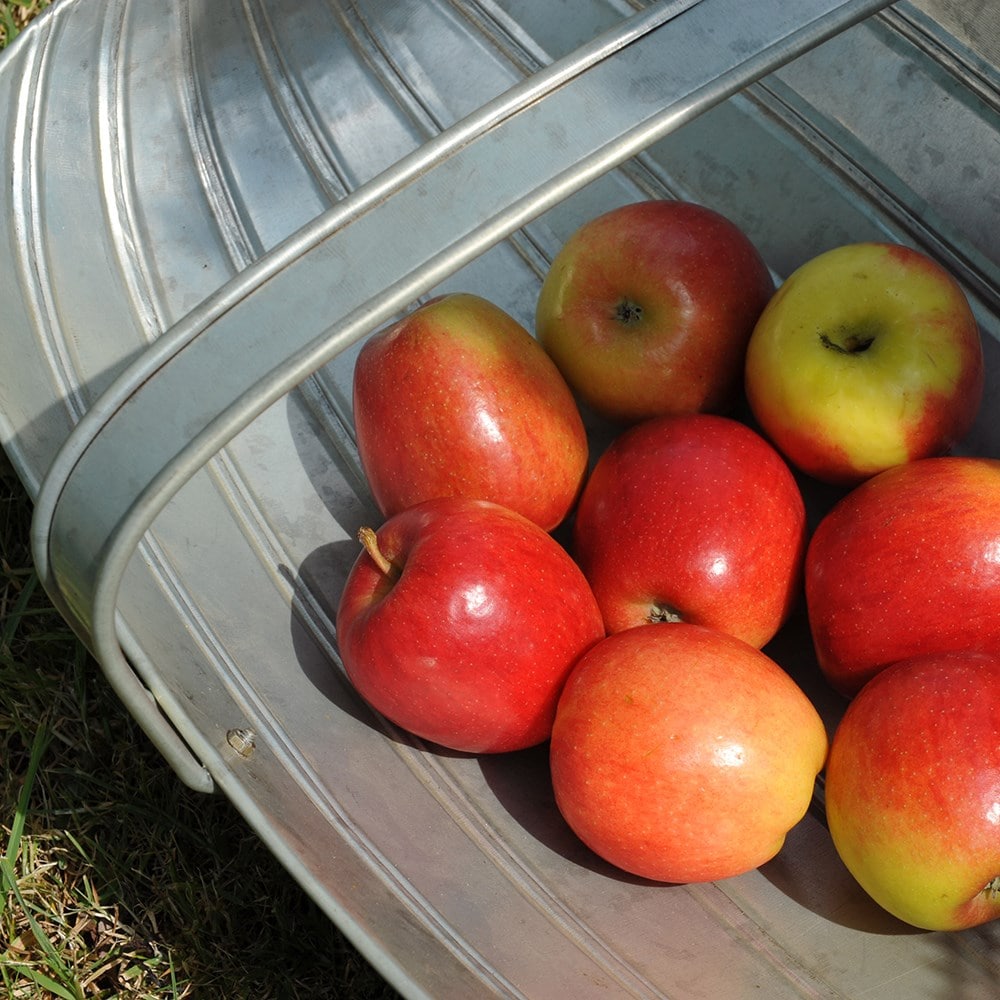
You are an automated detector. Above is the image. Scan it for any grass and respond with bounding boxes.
[1,464,404,1000]
[1,4,401,997]
[0,0,47,46]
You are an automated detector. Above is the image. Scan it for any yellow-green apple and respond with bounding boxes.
[549,623,828,883]
[534,200,774,424]
[353,292,588,532]
[335,497,605,754]
[572,413,806,647]
[805,456,1000,698]
[745,242,983,485]
[824,650,1000,930]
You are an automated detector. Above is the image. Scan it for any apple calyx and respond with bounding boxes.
[983,876,1000,901]
[648,602,684,625]
[357,527,400,581]
[614,298,644,326]
[819,327,876,355]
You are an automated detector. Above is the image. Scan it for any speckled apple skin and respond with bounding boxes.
[806,456,1000,697]
[353,292,588,532]
[536,199,775,424]
[572,413,807,648]
[745,242,983,486]
[825,651,1000,931]
[336,497,606,754]
[550,623,828,883]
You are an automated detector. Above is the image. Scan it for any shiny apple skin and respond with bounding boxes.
[550,623,828,883]
[335,497,606,754]
[535,199,774,423]
[806,456,1000,697]
[572,413,806,647]
[825,651,1000,931]
[353,292,589,532]
[745,242,983,485]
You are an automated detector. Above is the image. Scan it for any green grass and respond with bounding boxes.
[0,0,48,46]
[1,465,402,999]
[1,4,401,997]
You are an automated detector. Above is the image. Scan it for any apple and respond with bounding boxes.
[353,292,588,532]
[745,242,984,485]
[805,455,1000,698]
[572,413,806,648]
[549,623,828,883]
[534,199,774,424]
[824,650,1000,931]
[335,497,606,754]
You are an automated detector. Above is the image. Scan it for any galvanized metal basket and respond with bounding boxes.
[2,0,999,996]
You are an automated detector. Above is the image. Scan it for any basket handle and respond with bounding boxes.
[31,0,891,791]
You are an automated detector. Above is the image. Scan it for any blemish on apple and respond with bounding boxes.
[461,582,492,618]
[714,743,746,768]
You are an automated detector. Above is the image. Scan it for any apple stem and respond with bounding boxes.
[358,527,399,579]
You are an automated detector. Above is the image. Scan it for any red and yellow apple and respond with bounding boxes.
[825,650,1000,931]
[352,292,588,532]
[805,455,1000,697]
[572,413,806,648]
[745,242,984,485]
[335,497,605,754]
[534,199,774,423]
[549,623,828,883]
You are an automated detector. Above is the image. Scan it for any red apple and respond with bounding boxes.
[534,199,774,423]
[353,292,588,532]
[824,650,1000,931]
[549,623,828,883]
[572,413,806,648]
[745,242,984,485]
[805,455,1000,697]
[335,497,605,754]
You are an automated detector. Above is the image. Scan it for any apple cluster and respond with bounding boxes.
[334,198,1000,931]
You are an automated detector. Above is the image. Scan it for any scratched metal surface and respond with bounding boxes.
[1,1,998,997]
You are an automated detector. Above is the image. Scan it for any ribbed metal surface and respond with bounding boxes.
[2,1,999,997]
